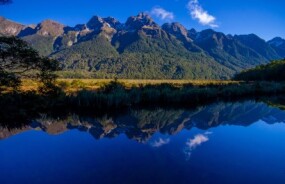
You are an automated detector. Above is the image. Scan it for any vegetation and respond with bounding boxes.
[2,13,285,80]
[1,35,285,127]
[15,79,238,92]
[234,59,285,81]
[0,36,60,92]
[1,79,285,127]
[52,33,232,79]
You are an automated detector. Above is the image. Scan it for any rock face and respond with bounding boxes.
[125,13,158,30]
[0,13,284,79]
[162,22,192,43]
[0,16,24,36]
[35,20,65,37]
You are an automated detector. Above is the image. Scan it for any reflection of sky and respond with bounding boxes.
[1,121,285,183]
[151,138,170,147]
[184,132,212,160]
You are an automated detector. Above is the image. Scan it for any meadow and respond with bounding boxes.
[19,79,240,93]
[1,78,285,126]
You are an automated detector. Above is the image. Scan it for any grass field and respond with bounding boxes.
[2,79,285,119]
[19,79,240,93]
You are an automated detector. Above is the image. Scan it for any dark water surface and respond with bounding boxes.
[1,101,285,184]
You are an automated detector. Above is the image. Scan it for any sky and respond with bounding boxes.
[0,0,284,40]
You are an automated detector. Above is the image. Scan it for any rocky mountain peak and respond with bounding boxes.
[73,24,88,31]
[0,16,24,36]
[0,16,5,21]
[86,16,119,38]
[162,22,192,42]
[36,20,65,37]
[102,17,122,30]
[125,12,157,30]
[235,34,266,44]
[268,37,285,47]
[197,29,228,40]
[87,16,105,30]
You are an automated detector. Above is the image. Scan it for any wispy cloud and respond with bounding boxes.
[187,0,218,28]
[151,138,170,147]
[186,134,209,149]
[184,132,212,160]
[151,7,174,21]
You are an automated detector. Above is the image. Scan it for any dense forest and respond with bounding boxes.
[234,59,285,81]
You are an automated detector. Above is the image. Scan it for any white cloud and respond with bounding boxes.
[187,0,218,28]
[186,134,209,149]
[151,138,170,147]
[184,132,212,160]
[151,7,174,21]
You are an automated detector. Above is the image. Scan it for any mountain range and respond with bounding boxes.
[1,101,285,142]
[1,13,285,79]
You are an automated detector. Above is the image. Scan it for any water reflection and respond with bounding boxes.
[184,132,212,160]
[1,100,285,184]
[1,100,285,141]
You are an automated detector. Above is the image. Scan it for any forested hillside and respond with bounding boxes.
[1,13,284,79]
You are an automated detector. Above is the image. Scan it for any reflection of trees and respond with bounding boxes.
[1,100,285,141]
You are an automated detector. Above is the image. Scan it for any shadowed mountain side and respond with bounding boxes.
[1,101,285,141]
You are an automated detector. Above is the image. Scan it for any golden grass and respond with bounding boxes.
[17,79,240,93]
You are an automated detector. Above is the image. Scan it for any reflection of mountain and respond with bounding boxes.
[1,101,285,141]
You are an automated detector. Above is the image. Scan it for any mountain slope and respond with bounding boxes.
[52,14,231,79]
[268,37,285,58]
[191,29,278,71]
[0,16,24,36]
[0,13,284,79]
[235,34,280,60]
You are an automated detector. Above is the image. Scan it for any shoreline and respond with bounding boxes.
[1,80,285,127]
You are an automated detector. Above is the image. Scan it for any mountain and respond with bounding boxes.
[268,37,285,58]
[161,22,202,52]
[235,34,280,60]
[0,13,284,79]
[51,13,231,79]
[191,30,281,71]
[0,16,25,36]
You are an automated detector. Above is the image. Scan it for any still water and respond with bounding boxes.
[1,101,285,184]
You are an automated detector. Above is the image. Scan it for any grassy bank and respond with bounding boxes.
[1,79,285,109]
[18,79,240,93]
[1,80,285,126]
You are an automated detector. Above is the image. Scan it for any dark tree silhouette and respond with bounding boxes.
[0,36,59,91]
[0,0,12,5]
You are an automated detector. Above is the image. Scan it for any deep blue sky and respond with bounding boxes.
[0,0,284,40]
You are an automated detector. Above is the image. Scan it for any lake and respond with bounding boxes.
[1,100,285,184]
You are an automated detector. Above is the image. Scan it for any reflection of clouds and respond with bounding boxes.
[151,138,170,148]
[184,132,212,160]
[204,131,213,135]
[187,134,209,149]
